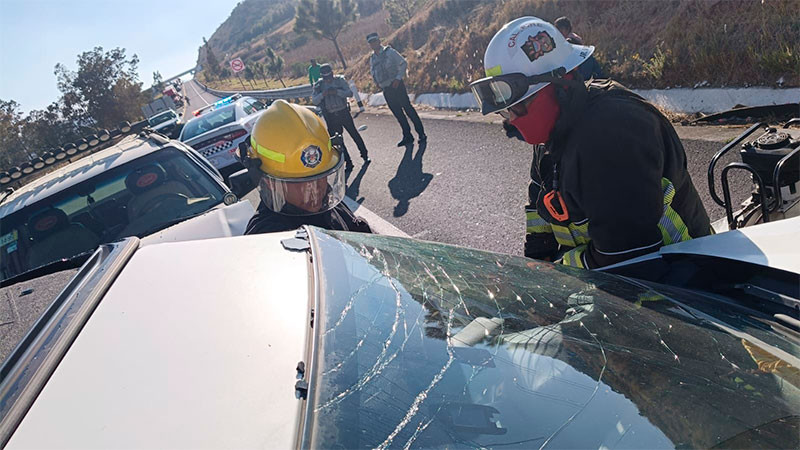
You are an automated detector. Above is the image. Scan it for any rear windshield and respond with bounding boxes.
[148,111,177,126]
[181,106,236,141]
[306,230,800,449]
[0,148,226,281]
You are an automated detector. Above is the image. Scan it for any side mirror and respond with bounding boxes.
[229,168,255,198]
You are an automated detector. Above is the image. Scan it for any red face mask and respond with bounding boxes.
[508,83,561,145]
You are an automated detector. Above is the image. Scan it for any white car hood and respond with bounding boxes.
[7,231,310,449]
[139,200,255,246]
[661,216,800,274]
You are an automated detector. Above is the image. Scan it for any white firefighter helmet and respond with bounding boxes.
[473,17,594,114]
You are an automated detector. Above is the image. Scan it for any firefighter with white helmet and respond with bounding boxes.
[471,17,710,268]
[239,99,371,234]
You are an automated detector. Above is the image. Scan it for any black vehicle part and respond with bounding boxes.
[690,103,799,125]
[720,163,770,229]
[708,120,800,229]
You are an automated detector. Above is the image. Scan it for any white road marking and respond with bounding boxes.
[188,80,211,106]
[343,197,409,238]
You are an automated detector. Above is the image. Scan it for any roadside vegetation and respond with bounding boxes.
[1,47,148,169]
[199,0,798,93]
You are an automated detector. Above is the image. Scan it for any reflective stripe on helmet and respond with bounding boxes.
[485,65,503,77]
[253,140,286,163]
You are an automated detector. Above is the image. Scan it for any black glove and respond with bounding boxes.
[524,232,559,261]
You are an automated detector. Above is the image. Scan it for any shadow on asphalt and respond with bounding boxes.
[345,162,370,204]
[388,141,433,217]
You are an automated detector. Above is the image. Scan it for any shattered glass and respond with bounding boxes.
[304,229,800,449]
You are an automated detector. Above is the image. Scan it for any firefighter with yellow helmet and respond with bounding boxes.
[240,99,371,234]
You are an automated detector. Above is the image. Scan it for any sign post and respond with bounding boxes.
[230,58,247,90]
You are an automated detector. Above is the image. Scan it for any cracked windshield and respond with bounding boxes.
[1,0,798,447]
[309,230,799,449]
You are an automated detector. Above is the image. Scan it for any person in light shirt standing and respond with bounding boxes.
[367,32,426,147]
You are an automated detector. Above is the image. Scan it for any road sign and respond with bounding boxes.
[230,58,245,73]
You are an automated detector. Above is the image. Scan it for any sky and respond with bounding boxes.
[0,0,241,114]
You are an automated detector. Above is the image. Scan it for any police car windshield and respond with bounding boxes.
[305,229,800,449]
[181,106,237,141]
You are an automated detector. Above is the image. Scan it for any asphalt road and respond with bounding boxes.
[180,80,753,256]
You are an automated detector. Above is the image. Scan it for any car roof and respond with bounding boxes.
[7,232,308,448]
[0,136,170,218]
[150,109,176,117]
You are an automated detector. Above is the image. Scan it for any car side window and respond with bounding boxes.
[242,100,258,115]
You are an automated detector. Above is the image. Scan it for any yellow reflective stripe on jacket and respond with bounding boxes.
[526,210,552,234]
[659,178,691,245]
[561,245,587,269]
[551,224,576,247]
[252,136,286,163]
[551,221,590,248]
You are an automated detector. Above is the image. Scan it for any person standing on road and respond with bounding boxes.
[312,64,370,173]
[239,100,371,234]
[554,16,605,80]
[367,32,426,147]
[470,17,710,269]
[308,59,321,85]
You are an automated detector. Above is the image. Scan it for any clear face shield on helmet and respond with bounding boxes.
[256,146,346,216]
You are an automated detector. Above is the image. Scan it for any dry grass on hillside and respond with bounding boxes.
[204,0,799,94]
[346,0,799,93]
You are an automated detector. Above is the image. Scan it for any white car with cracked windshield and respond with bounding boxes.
[0,221,797,448]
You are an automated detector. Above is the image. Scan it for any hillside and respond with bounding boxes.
[198,0,799,93]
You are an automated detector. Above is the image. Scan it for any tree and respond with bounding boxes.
[243,66,257,89]
[202,37,222,80]
[265,48,287,88]
[54,46,148,129]
[0,100,28,168]
[294,0,357,69]
[253,62,270,87]
[384,0,421,28]
[152,71,164,94]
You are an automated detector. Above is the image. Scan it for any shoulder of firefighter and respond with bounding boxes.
[525,82,711,269]
[245,201,372,235]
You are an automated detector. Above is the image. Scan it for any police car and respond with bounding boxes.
[0,220,797,448]
[178,95,266,179]
[180,95,321,181]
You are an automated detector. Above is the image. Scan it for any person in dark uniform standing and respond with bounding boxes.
[470,17,710,269]
[367,32,426,147]
[312,64,370,173]
[239,99,371,234]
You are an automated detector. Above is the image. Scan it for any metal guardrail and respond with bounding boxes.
[194,78,313,101]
